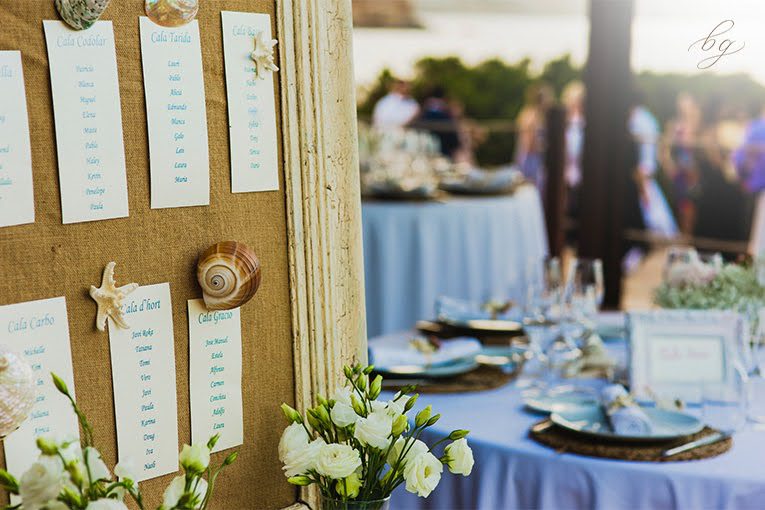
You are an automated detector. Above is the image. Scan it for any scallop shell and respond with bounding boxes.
[197,241,261,310]
[0,346,36,438]
[55,0,111,31]
[145,0,199,28]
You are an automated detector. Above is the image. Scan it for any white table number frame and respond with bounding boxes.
[627,310,745,402]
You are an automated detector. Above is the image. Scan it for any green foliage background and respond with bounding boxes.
[358,54,765,166]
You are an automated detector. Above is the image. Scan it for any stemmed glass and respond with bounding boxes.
[562,258,604,340]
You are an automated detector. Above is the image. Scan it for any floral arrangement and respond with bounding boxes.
[655,255,765,314]
[0,373,236,510]
[278,364,474,509]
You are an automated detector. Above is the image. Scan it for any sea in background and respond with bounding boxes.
[353,0,765,89]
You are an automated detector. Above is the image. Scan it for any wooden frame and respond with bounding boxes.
[276,0,366,507]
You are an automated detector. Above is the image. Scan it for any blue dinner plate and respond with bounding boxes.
[374,357,479,378]
[551,405,704,442]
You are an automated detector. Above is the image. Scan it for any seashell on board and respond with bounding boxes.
[145,0,199,28]
[55,0,111,31]
[0,346,36,438]
[197,241,261,311]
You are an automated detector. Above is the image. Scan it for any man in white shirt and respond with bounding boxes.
[372,79,420,129]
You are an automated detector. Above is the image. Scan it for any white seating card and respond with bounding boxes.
[43,21,129,224]
[0,51,35,228]
[108,283,179,481]
[221,11,279,193]
[188,299,244,452]
[139,17,210,209]
[0,297,79,480]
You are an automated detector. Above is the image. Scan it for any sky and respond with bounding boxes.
[352,0,765,86]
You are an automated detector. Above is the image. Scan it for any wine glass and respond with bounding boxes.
[562,258,604,344]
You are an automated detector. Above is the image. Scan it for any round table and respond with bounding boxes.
[373,332,765,510]
[362,185,548,338]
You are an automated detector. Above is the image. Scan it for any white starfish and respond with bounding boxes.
[89,262,139,332]
[250,31,279,80]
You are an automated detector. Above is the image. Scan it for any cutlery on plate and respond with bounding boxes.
[661,431,731,458]
[530,419,555,434]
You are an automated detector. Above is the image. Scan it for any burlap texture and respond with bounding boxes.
[0,0,295,507]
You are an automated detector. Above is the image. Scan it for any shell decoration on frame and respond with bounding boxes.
[89,262,139,332]
[145,0,199,28]
[0,346,36,438]
[197,241,261,311]
[251,31,279,80]
[54,0,111,30]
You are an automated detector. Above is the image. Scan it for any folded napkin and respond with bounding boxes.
[436,296,519,323]
[600,384,653,436]
[368,333,481,368]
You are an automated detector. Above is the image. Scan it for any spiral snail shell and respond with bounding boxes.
[0,346,36,438]
[197,241,261,311]
[55,0,112,31]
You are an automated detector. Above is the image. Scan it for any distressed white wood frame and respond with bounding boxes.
[276,0,366,507]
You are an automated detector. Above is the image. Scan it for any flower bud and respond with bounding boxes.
[223,452,238,466]
[306,411,323,432]
[36,436,59,456]
[415,405,432,427]
[369,375,383,400]
[51,373,69,395]
[391,414,409,436]
[363,365,375,375]
[344,365,354,380]
[335,472,362,499]
[207,434,221,450]
[350,394,366,416]
[317,394,329,408]
[426,414,441,426]
[280,403,303,424]
[67,461,84,488]
[287,475,313,486]
[315,405,331,425]
[356,374,367,391]
[404,394,418,412]
[0,470,19,493]
[448,429,470,440]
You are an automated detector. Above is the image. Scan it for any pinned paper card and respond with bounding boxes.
[0,51,35,227]
[139,17,210,209]
[108,283,179,481]
[0,297,79,480]
[221,11,279,193]
[188,299,243,452]
[43,21,129,224]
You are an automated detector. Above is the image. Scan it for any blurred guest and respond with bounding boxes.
[562,81,585,190]
[411,86,461,159]
[628,100,678,238]
[661,92,702,235]
[372,79,419,130]
[515,83,554,190]
[733,104,765,194]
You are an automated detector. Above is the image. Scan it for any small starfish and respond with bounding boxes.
[89,262,139,332]
[250,31,279,80]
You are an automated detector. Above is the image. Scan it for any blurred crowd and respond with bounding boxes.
[371,77,765,251]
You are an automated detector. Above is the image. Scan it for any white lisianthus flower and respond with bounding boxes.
[354,411,393,450]
[444,438,474,476]
[179,443,211,474]
[84,447,112,483]
[18,456,65,508]
[331,402,360,428]
[386,438,428,468]
[278,423,310,463]
[162,475,208,509]
[332,386,353,406]
[282,438,325,477]
[385,396,409,418]
[403,451,443,498]
[113,459,138,500]
[85,499,129,510]
[315,444,362,479]
[370,400,387,414]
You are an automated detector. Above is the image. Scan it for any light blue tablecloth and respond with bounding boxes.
[362,186,548,338]
[375,333,765,510]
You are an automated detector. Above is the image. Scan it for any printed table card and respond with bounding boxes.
[188,299,243,452]
[0,51,35,227]
[221,11,279,193]
[139,17,210,209]
[0,297,79,480]
[43,21,129,224]
[108,283,178,481]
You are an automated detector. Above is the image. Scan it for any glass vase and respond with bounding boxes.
[320,496,391,510]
